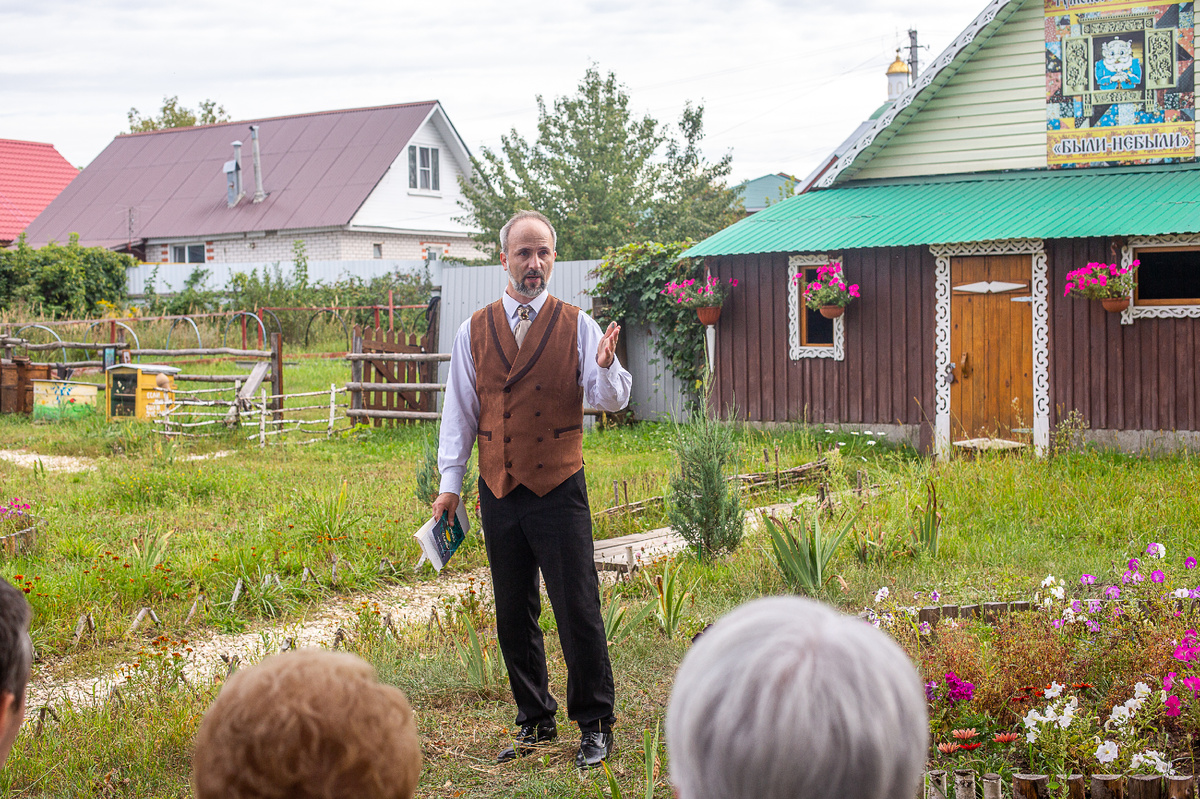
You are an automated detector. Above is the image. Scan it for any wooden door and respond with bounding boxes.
[949,255,1033,441]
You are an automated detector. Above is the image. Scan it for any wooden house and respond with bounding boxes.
[686,0,1200,456]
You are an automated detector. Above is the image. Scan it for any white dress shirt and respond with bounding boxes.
[437,291,632,496]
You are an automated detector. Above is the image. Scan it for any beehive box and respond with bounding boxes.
[105,364,179,420]
[32,380,100,421]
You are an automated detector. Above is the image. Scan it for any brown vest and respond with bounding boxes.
[470,295,584,498]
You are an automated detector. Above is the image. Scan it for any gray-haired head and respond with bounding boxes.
[666,596,927,799]
[0,580,30,704]
[499,210,557,256]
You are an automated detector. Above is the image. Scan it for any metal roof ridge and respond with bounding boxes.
[115,100,441,138]
[814,0,1020,189]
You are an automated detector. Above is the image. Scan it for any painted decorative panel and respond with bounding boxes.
[1045,0,1195,167]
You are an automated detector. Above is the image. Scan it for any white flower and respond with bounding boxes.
[1107,705,1131,727]
[1134,682,1151,699]
[1041,574,1058,588]
[1148,542,1166,559]
[874,586,890,603]
[1023,709,1043,728]
[1044,682,1064,699]
[1131,750,1174,776]
[1026,729,1039,743]
[863,430,874,435]
[1124,696,1144,713]
[1043,706,1059,723]
[1062,607,1076,623]
[1174,588,1191,599]
[1057,704,1076,729]
[1096,740,1119,764]
[867,440,877,446]
[1050,585,1065,600]
[1040,597,1054,609]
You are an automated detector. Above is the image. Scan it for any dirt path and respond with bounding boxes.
[26,566,493,715]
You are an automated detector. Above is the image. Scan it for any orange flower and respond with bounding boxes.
[960,743,983,751]
[937,742,961,754]
[952,728,978,740]
[993,732,1020,743]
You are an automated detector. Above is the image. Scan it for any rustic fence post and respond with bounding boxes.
[1166,776,1196,799]
[1013,774,1049,798]
[270,332,283,423]
[1166,772,1195,791]
[1129,775,1164,799]
[1092,775,1126,799]
[926,770,948,799]
[981,773,1003,799]
[327,383,336,438]
[953,769,975,799]
[349,328,363,419]
[1060,775,1086,799]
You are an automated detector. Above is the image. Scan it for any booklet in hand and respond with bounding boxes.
[414,501,470,573]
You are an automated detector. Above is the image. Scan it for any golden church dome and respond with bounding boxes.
[887,51,910,75]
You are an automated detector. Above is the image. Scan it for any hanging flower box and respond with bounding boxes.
[1064,260,1138,313]
[796,261,860,315]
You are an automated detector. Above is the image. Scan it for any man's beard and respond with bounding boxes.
[509,268,548,299]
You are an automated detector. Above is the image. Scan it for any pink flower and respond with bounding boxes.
[1081,574,1096,585]
[1166,694,1182,716]
[1152,570,1166,583]
[1184,676,1200,697]
[1105,585,1121,599]
[849,285,860,298]
[729,278,738,287]
[1166,672,1177,691]
[1187,557,1197,569]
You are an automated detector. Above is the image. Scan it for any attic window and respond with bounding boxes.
[1134,248,1200,306]
[408,146,440,191]
[172,244,205,264]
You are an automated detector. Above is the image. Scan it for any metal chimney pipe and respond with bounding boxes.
[232,140,243,199]
[250,125,266,203]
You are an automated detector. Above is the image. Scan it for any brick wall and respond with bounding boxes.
[149,230,487,264]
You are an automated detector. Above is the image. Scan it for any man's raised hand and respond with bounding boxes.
[597,322,620,368]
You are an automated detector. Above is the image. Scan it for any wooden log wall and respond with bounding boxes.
[1048,238,1200,433]
[707,247,937,449]
[944,773,1197,799]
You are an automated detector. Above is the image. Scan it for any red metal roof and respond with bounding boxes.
[22,101,440,249]
[0,139,79,243]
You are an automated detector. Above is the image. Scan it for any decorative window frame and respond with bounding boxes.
[1119,234,1200,325]
[929,239,1049,459]
[787,253,844,361]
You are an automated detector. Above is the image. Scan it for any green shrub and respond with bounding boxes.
[665,412,743,559]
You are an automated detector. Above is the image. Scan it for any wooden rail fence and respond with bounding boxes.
[922,769,1196,798]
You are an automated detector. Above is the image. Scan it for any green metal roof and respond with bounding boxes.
[684,163,1200,257]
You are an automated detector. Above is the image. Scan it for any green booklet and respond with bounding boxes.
[414,501,470,573]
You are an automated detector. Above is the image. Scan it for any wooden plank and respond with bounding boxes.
[132,348,270,357]
[846,251,864,424]
[345,382,445,392]
[237,361,271,401]
[344,352,451,362]
[755,254,774,421]
[346,409,439,421]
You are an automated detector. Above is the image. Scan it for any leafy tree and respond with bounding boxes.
[127,96,230,133]
[459,67,740,260]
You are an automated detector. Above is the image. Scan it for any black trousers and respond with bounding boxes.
[480,468,615,733]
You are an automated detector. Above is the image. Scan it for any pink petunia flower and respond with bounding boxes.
[1166,695,1182,717]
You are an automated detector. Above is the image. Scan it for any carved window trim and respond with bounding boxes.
[1119,235,1200,325]
[787,254,844,361]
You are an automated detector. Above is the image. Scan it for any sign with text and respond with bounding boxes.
[1045,0,1195,167]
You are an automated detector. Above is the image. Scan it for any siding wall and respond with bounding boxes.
[852,0,1047,180]
[1049,238,1200,432]
[708,248,936,442]
[126,258,435,296]
[145,230,480,264]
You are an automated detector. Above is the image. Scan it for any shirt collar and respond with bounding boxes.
[502,291,549,319]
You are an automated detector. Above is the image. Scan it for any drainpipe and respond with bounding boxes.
[250,125,267,203]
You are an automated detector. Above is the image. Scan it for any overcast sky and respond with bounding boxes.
[1,0,973,186]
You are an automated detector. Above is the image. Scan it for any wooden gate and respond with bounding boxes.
[353,326,434,427]
[949,255,1033,441]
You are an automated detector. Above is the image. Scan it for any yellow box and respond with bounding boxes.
[105,364,179,421]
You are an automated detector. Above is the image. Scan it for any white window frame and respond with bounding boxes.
[409,145,440,193]
[421,242,448,260]
[372,243,383,259]
[171,243,206,264]
[788,253,844,361]
[1119,235,1200,324]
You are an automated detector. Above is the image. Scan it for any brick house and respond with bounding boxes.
[22,101,485,263]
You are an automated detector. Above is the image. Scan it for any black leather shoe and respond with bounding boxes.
[574,730,613,769]
[497,721,557,763]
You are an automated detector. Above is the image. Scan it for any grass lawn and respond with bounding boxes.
[2,344,1199,794]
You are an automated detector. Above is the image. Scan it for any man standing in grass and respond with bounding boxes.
[432,209,631,769]
[0,580,31,769]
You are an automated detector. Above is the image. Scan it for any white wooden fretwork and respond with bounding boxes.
[787,254,844,361]
[1119,235,1200,325]
[928,240,1050,459]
